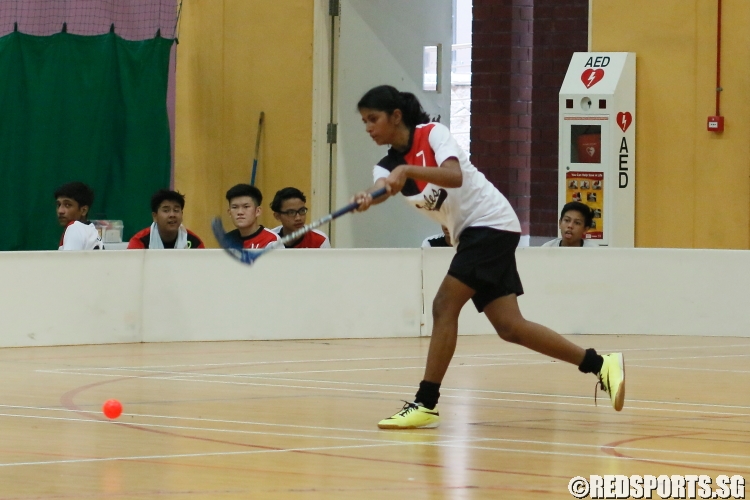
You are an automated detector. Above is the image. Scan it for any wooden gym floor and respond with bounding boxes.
[0,334,746,499]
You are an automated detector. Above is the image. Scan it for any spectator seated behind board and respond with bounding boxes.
[542,201,597,248]
[224,184,282,249]
[55,181,103,250]
[270,187,330,248]
[127,189,205,249]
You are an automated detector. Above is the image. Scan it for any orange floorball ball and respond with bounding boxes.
[102,399,123,419]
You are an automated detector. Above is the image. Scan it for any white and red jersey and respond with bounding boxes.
[59,221,102,250]
[373,122,520,244]
[225,226,282,249]
[128,226,205,249]
[542,238,598,248]
[270,226,331,248]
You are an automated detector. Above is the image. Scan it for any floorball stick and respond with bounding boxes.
[212,187,387,265]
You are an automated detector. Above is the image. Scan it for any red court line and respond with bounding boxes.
[601,432,748,474]
[58,377,575,482]
[0,483,562,500]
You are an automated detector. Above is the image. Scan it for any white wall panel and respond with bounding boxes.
[423,247,750,337]
[140,249,424,342]
[516,247,750,336]
[1,247,748,349]
[0,251,144,347]
[334,0,453,248]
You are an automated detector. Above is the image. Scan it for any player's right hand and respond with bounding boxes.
[351,191,373,212]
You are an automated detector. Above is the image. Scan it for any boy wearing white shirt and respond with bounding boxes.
[542,202,598,248]
[55,182,102,250]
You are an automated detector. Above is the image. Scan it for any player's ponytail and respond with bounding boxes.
[357,85,432,130]
[397,91,431,128]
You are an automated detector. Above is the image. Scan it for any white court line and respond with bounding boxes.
[62,353,537,372]
[48,351,548,373]
[0,410,748,470]
[0,405,750,460]
[38,358,750,411]
[473,437,750,461]
[5,406,748,462]
[0,441,415,468]
[56,360,551,378]
[181,374,750,411]
[647,354,750,361]
[0,416,745,471]
[434,442,750,471]
[608,343,750,352]
[49,355,444,372]
[45,352,750,379]
[0,411,448,446]
[44,343,750,372]
[41,353,750,383]
[65,365,741,412]
[632,364,750,374]
[34,369,750,418]
[0,404,382,434]
[143,376,750,417]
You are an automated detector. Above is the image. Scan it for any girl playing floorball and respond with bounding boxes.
[353,85,625,429]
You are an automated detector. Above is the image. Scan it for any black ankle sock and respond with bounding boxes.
[578,348,604,374]
[414,380,441,410]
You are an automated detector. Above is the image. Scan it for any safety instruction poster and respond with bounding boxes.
[566,172,603,239]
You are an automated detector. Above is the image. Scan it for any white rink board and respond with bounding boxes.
[1,247,749,348]
[422,247,750,337]
[0,250,145,347]
[140,249,423,342]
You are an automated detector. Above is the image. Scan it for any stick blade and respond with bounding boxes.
[211,217,265,266]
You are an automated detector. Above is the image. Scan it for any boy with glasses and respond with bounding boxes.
[270,187,331,248]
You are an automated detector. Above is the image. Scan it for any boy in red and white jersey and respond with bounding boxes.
[127,190,205,249]
[270,187,330,248]
[55,182,103,250]
[225,184,282,249]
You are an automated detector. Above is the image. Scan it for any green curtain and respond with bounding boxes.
[0,31,173,250]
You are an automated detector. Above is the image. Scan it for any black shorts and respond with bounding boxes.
[447,227,524,313]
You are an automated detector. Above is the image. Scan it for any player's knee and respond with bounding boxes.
[495,319,523,344]
[432,293,460,323]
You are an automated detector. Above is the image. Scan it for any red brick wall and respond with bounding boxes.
[471,0,588,238]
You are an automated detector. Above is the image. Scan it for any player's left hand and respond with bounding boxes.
[384,165,409,195]
[351,191,373,212]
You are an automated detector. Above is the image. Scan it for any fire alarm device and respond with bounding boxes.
[707,116,724,132]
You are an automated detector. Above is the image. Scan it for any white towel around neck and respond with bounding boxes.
[149,222,189,249]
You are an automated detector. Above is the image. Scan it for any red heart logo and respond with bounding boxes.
[616,112,633,132]
[581,68,604,88]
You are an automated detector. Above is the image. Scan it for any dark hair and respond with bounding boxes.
[54,182,94,209]
[271,187,306,213]
[226,183,262,206]
[357,85,431,129]
[560,201,593,228]
[151,189,185,213]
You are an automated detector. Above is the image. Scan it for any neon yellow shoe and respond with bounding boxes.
[597,353,625,411]
[378,401,440,429]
